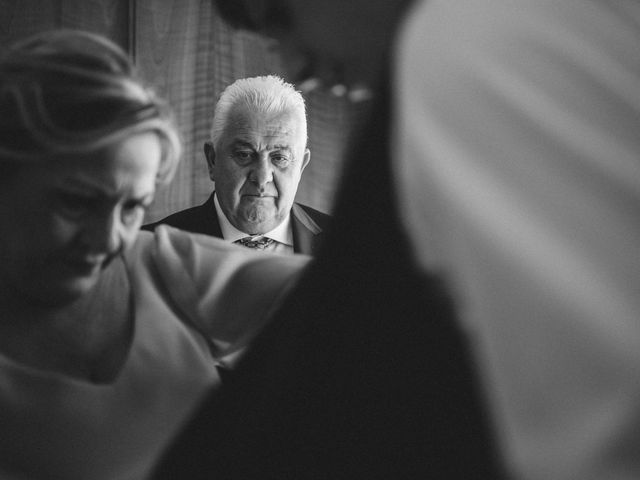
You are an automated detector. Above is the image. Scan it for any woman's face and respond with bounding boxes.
[0,132,161,307]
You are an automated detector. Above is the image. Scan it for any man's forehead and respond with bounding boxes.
[230,137,294,152]
[225,107,303,144]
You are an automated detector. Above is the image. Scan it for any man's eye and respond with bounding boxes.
[234,151,254,163]
[271,154,291,167]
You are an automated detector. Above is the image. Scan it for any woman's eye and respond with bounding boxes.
[55,192,95,218]
[121,201,148,226]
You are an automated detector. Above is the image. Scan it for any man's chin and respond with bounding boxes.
[236,207,281,234]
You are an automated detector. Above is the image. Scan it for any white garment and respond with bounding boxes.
[214,193,294,254]
[0,226,307,480]
[394,1,640,479]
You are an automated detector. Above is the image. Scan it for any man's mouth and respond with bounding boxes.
[244,193,275,198]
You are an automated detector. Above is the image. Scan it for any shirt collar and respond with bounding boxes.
[214,193,293,246]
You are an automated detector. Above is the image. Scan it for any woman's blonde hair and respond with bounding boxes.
[0,29,181,184]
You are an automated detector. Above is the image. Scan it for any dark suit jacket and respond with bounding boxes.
[143,192,330,255]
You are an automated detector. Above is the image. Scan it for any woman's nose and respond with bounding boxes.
[84,209,124,255]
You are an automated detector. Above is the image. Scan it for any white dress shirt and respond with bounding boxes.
[214,194,294,254]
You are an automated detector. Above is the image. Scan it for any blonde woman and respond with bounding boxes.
[0,29,307,480]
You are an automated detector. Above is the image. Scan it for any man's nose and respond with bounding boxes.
[249,157,274,188]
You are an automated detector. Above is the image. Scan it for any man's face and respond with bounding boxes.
[210,105,310,235]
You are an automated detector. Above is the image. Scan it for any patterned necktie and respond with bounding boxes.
[235,236,275,250]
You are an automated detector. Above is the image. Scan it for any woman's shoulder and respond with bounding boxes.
[137,224,309,278]
[129,225,311,355]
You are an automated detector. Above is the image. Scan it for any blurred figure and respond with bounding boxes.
[153,0,503,479]
[395,1,640,478]
[145,75,329,255]
[157,0,640,479]
[0,30,306,480]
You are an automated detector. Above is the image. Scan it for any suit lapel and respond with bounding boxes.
[202,192,223,238]
[291,203,322,255]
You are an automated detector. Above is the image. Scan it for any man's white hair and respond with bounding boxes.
[211,75,307,150]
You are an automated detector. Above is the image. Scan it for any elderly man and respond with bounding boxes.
[144,75,329,255]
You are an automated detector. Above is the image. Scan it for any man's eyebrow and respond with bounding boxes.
[231,140,292,152]
[271,145,292,151]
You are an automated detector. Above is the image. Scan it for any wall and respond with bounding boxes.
[0,0,362,220]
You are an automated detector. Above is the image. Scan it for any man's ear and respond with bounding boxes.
[301,148,311,173]
[204,141,216,181]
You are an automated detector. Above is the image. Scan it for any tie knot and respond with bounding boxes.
[235,236,275,250]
